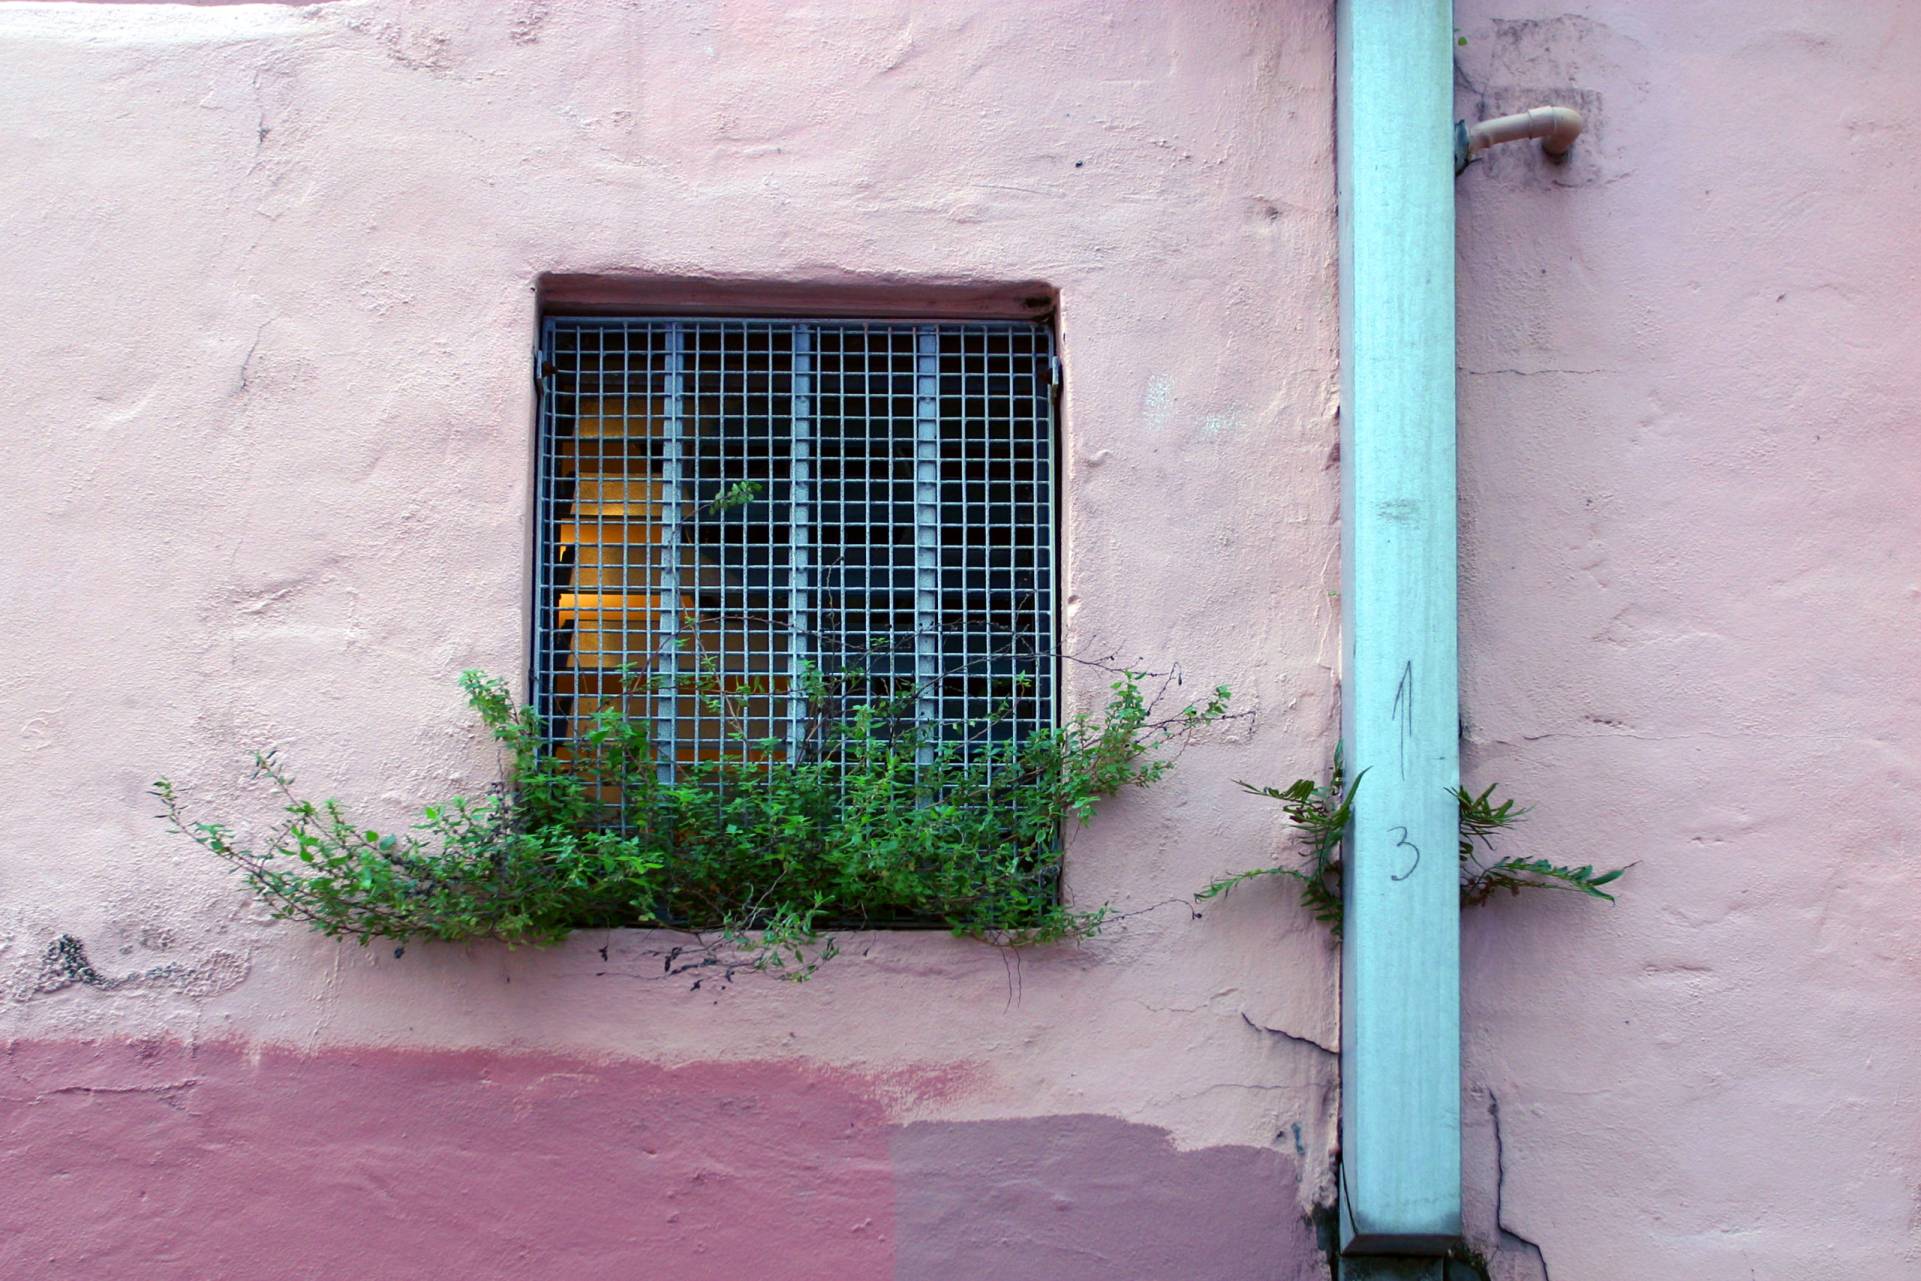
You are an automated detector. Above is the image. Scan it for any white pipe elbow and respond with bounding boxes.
[1455,105,1584,173]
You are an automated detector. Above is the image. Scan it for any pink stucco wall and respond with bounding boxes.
[0,2,1915,1278]
[1452,5,1921,1277]
[1,3,1339,1278]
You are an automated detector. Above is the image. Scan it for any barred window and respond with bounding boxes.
[532,316,1057,804]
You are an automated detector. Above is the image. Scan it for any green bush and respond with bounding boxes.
[157,665,1228,979]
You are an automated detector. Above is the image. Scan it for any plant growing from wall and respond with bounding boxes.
[1195,754,1624,936]
[156,663,1229,979]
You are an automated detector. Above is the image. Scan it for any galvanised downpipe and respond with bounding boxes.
[1335,0,1461,1271]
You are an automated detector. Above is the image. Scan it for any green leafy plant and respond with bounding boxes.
[1195,753,1623,937]
[705,479,762,513]
[156,662,1229,979]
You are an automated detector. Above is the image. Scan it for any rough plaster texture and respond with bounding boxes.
[3,1038,904,1277]
[2,1,1916,1278]
[1451,5,1921,1278]
[1,1036,1321,1280]
[0,1,1338,1276]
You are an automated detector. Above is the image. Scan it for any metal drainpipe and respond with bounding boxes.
[1334,8,1584,1277]
[1335,1,1460,1275]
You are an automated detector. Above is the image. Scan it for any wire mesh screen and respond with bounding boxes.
[534,316,1057,807]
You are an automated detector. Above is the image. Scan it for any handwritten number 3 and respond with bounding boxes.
[1388,826,1421,882]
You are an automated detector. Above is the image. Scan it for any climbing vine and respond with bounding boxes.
[156,662,1229,979]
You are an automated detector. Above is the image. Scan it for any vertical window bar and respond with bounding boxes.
[788,324,815,759]
[657,321,685,782]
[610,323,626,825]
[1045,343,1059,754]
[961,325,979,778]
[913,325,941,767]
[531,320,555,735]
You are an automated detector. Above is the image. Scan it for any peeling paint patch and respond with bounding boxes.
[1142,374,1175,431]
[31,934,108,992]
[13,934,249,1002]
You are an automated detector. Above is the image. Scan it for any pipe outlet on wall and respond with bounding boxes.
[1454,105,1583,174]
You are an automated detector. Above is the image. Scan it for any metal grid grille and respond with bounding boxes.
[533,316,1056,809]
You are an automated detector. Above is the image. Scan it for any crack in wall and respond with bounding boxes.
[45,1081,201,1112]
[1241,1010,1338,1057]
[1488,1092,1552,1281]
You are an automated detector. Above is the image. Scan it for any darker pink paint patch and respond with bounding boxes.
[890,1115,1324,1281]
[2,1038,1323,1279]
[1,1038,896,1280]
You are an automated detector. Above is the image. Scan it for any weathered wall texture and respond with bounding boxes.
[2,2,1916,1279]
[0,2,1337,1278]
[1451,4,1921,1278]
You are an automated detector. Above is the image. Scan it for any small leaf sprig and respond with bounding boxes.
[1197,754,1624,936]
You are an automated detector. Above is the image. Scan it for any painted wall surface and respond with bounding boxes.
[0,3,1338,1279]
[1450,5,1921,1278]
[1,3,1916,1279]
